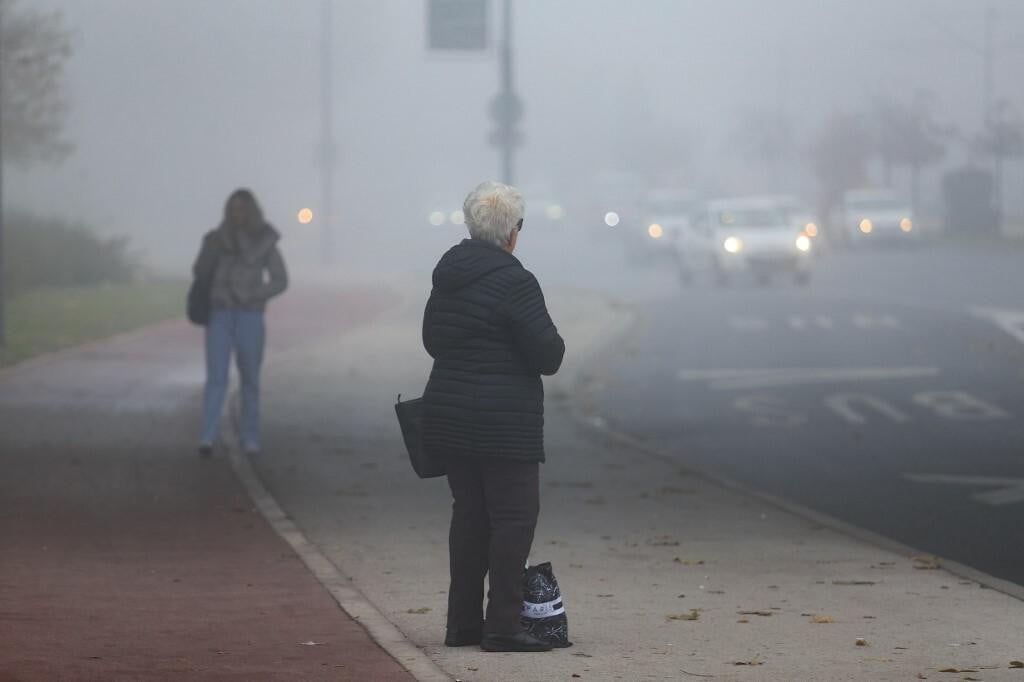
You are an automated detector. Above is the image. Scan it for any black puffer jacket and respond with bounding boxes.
[422,239,565,462]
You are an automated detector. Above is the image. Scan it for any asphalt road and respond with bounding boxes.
[591,240,1024,586]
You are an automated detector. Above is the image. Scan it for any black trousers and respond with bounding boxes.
[445,455,539,636]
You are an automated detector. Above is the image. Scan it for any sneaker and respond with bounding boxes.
[480,631,553,653]
[198,443,214,459]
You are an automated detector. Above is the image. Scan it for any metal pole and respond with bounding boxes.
[500,0,514,185]
[320,0,335,265]
[0,5,6,348]
[983,1,994,131]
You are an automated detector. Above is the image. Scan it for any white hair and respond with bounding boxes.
[463,181,525,246]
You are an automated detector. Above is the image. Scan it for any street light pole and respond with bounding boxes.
[499,0,514,185]
[0,5,6,348]
[320,0,336,265]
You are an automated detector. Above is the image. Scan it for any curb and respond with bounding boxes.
[224,402,452,682]
[567,302,1024,604]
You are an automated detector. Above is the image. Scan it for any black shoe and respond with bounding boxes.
[444,628,482,647]
[198,444,213,459]
[480,632,553,653]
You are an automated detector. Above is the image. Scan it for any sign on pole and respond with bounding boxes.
[427,0,488,51]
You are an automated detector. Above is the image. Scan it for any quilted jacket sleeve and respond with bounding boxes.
[501,273,565,376]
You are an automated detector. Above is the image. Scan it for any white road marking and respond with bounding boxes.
[677,367,939,390]
[824,393,911,424]
[903,474,1024,506]
[972,308,1024,347]
[728,315,770,332]
[912,391,1010,421]
[787,315,836,330]
[852,313,901,329]
[733,394,807,428]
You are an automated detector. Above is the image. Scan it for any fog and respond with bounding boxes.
[7,0,1024,278]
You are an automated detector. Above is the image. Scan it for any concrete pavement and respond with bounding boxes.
[250,283,1024,681]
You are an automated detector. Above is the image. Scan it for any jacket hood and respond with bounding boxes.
[432,239,521,292]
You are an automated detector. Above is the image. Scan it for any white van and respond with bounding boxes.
[686,196,813,285]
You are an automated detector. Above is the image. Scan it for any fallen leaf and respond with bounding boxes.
[673,557,705,565]
[833,580,877,586]
[916,674,927,680]
[962,677,982,681]
[596,594,614,598]
[913,555,941,570]
[667,609,700,621]
[1011,661,1024,668]
[937,668,977,673]
[406,607,431,614]
[738,610,773,617]
[708,589,726,595]
[467,667,478,672]
[737,619,749,624]
[649,536,680,546]
[810,615,836,624]
[571,653,593,658]
[855,638,868,647]
[732,659,764,666]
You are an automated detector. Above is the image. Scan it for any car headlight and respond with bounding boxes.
[648,223,664,239]
[900,217,913,232]
[795,234,811,252]
[859,218,873,234]
[723,236,743,253]
[804,222,818,237]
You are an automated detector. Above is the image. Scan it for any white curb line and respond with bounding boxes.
[223,419,452,682]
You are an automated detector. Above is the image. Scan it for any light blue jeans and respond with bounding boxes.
[200,309,265,449]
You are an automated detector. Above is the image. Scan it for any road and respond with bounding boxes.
[590,240,1024,587]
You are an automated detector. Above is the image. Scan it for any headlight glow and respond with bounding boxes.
[297,208,314,225]
[545,204,566,220]
[723,236,743,254]
[859,218,873,234]
[900,217,913,232]
[795,234,812,252]
[428,211,446,226]
[604,211,620,227]
[450,210,465,225]
[804,222,818,237]
[648,223,664,239]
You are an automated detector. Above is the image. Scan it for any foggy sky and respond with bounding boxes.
[7,0,1024,272]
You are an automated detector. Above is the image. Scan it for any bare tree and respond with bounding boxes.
[732,108,794,191]
[871,90,950,213]
[976,99,1024,222]
[810,111,871,237]
[0,0,73,167]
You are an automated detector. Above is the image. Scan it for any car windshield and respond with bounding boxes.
[847,198,903,212]
[647,199,693,215]
[716,207,788,228]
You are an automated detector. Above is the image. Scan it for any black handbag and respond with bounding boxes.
[394,394,445,478]
[187,274,213,326]
[187,250,218,326]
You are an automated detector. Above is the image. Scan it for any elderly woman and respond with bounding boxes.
[422,181,566,653]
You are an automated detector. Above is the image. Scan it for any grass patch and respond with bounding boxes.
[0,280,186,368]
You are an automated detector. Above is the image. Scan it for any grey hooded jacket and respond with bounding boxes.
[192,222,288,312]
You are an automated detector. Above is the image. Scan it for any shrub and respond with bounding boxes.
[2,212,137,295]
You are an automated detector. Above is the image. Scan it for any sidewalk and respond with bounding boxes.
[250,285,1024,682]
[0,289,413,681]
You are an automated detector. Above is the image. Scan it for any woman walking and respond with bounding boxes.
[422,181,565,652]
[192,189,288,457]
